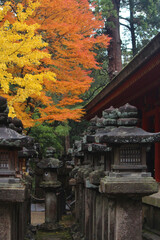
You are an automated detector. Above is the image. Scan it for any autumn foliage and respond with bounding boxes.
[0,0,110,127]
[0,1,56,126]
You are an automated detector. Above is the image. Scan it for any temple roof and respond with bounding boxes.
[84,32,160,120]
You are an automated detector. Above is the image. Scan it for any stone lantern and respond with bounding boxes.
[96,104,160,174]
[0,96,33,240]
[18,146,38,175]
[37,147,62,230]
[0,97,33,176]
[94,103,160,240]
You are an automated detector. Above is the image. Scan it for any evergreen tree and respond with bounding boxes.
[93,0,122,79]
[120,0,160,56]
[93,0,160,65]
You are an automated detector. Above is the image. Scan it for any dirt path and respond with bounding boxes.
[31,212,45,226]
[31,207,74,240]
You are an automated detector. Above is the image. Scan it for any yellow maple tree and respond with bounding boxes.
[0,1,56,127]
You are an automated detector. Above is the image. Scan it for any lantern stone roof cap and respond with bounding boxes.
[90,115,99,126]
[0,127,34,147]
[18,147,38,158]
[96,126,160,144]
[102,106,119,119]
[37,158,62,169]
[118,103,137,113]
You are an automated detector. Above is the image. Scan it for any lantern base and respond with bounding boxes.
[38,222,62,231]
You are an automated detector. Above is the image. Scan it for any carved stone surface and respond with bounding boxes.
[88,143,111,152]
[95,126,160,144]
[18,146,38,158]
[84,103,160,145]
[0,127,33,147]
[118,103,138,118]
[96,117,104,127]
[90,115,98,126]
[100,175,158,196]
[0,182,26,202]
[37,158,62,169]
[8,117,23,134]
[0,96,33,147]
[0,96,8,126]
[45,146,56,158]
[102,106,118,119]
[0,205,11,240]
[40,180,61,189]
[77,167,92,183]
[113,198,142,240]
[89,170,106,185]
[117,117,138,126]
[103,118,117,126]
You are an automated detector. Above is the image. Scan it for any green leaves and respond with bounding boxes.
[54,123,71,137]
[29,123,65,156]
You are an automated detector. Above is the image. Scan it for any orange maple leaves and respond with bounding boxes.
[3,0,110,126]
[29,0,110,123]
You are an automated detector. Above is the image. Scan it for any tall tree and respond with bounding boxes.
[93,0,160,72]
[94,0,122,79]
[106,0,122,79]
[120,0,160,56]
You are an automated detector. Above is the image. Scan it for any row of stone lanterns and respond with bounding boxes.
[0,96,65,239]
[70,103,160,240]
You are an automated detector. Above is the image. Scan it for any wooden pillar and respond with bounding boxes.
[155,111,160,182]
[142,111,149,131]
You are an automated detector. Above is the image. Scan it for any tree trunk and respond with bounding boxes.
[65,135,70,153]
[106,0,122,80]
[129,0,137,56]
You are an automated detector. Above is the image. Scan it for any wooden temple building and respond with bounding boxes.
[84,32,160,182]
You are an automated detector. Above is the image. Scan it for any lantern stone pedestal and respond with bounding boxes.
[37,147,62,231]
[100,174,158,240]
[40,181,62,230]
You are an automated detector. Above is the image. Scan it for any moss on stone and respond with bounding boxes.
[36,229,72,240]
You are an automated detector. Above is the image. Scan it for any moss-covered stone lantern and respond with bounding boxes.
[95,103,160,240]
[37,147,62,230]
[0,96,33,177]
[0,99,32,178]
[96,103,160,174]
[0,96,34,240]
